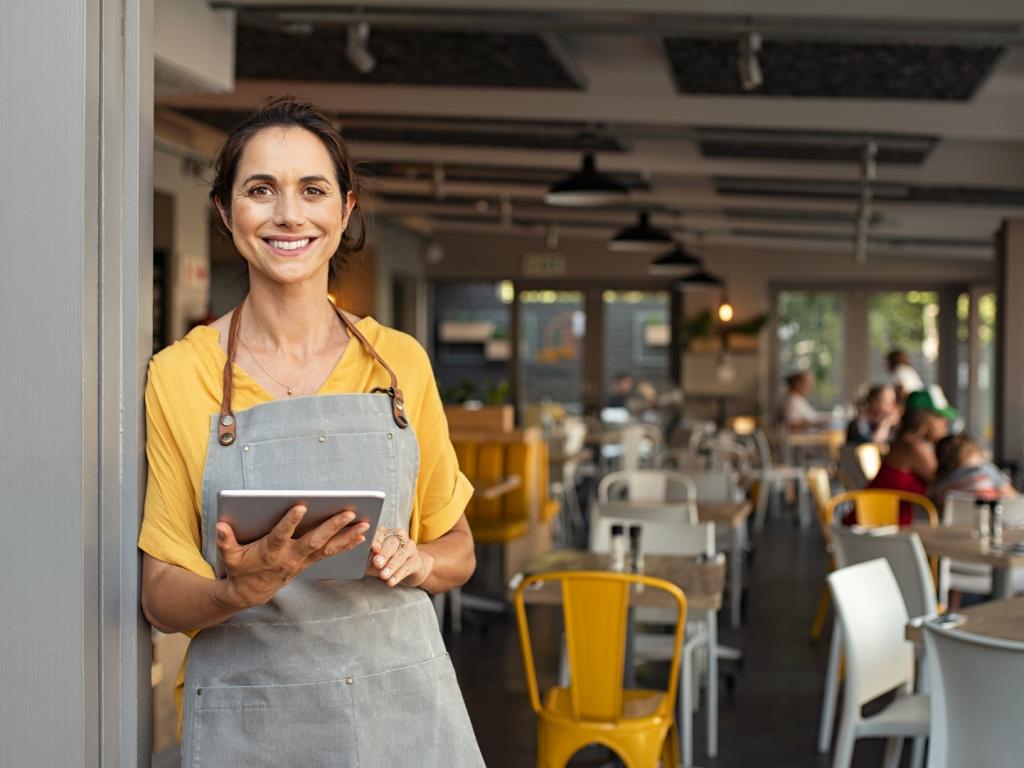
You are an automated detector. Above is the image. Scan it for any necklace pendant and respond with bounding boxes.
[287,387,293,396]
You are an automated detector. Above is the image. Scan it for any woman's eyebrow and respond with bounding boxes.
[300,175,331,185]
[241,173,275,185]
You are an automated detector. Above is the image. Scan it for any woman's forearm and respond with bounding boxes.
[416,521,476,594]
[142,554,248,634]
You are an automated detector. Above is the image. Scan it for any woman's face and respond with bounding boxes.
[923,413,949,442]
[218,126,355,288]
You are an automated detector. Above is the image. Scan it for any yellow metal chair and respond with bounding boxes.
[806,467,835,641]
[825,488,938,529]
[514,571,687,768]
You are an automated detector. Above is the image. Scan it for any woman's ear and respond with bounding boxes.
[214,196,232,233]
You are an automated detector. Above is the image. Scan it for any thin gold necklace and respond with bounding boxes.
[237,333,303,396]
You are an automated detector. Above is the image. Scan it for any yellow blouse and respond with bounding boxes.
[138,316,473,577]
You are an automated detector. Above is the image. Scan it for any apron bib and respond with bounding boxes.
[180,305,483,768]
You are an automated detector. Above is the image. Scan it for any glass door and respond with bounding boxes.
[518,289,585,420]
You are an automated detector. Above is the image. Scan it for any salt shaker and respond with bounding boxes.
[991,502,1004,546]
[628,525,645,573]
[609,524,627,572]
[975,498,991,540]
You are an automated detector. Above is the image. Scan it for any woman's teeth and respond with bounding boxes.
[267,238,310,250]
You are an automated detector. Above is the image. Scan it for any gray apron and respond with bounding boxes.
[180,305,484,767]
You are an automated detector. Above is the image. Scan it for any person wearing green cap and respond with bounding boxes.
[904,386,960,423]
[856,407,950,525]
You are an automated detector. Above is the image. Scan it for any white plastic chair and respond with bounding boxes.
[820,529,936,762]
[589,513,715,767]
[746,428,810,530]
[620,422,662,471]
[922,621,1024,768]
[598,469,698,524]
[939,493,1024,603]
[827,559,930,768]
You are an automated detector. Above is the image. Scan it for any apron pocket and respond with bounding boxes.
[191,678,355,768]
[350,653,483,768]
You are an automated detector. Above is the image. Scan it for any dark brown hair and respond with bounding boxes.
[209,98,366,273]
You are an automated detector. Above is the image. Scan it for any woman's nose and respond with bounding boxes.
[273,190,305,227]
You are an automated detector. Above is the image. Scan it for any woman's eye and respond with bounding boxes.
[304,186,326,196]
[248,185,272,198]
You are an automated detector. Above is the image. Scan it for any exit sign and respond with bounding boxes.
[522,253,566,276]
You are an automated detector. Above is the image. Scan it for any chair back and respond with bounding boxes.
[562,416,588,456]
[832,527,937,619]
[806,467,835,548]
[855,443,882,482]
[514,571,687,722]
[684,469,741,502]
[944,492,1024,526]
[620,423,662,471]
[838,445,868,489]
[598,469,696,506]
[590,511,714,557]
[923,622,1024,768]
[826,489,938,528]
[750,429,776,471]
[828,559,916,706]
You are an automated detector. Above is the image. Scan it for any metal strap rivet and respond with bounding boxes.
[318,435,326,443]
[386,433,393,440]
[219,433,234,446]
[345,677,354,685]
[220,414,234,427]
[396,401,405,411]
[243,444,251,452]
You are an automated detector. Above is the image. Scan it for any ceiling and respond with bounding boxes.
[158,0,1024,263]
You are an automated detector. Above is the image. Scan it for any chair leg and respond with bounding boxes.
[882,737,904,768]
[818,621,842,753]
[662,722,681,768]
[910,736,927,768]
[810,584,830,642]
[753,479,769,531]
[830,715,857,768]
[680,646,694,767]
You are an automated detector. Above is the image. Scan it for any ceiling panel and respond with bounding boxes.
[715,177,1024,206]
[697,127,937,164]
[664,37,1004,100]
[236,22,584,89]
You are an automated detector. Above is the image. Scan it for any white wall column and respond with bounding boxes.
[996,221,1024,466]
[0,0,152,764]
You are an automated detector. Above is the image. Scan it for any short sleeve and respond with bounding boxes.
[408,348,474,544]
[138,362,215,579]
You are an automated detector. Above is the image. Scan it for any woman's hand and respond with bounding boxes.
[216,505,370,609]
[366,526,434,588]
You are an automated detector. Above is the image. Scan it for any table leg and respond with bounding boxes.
[707,610,718,758]
[730,525,743,629]
[993,566,1013,600]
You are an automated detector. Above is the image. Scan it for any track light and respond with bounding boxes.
[738,32,763,92]
[346,21,376,75]
[544,152,629,207]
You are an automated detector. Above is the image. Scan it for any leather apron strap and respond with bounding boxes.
[217,300,409,448]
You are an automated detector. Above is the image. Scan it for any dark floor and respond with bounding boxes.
[448,515,907,768]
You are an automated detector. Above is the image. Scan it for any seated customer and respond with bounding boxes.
[846,383,900,445]
[780,371,830,432]
[932,434,1017,509]
[855,408,948,525]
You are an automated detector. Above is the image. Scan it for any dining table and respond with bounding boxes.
[909,524,1024,599]
[513,548,727,763]
[597,499,753,628]
[907,596,1024,644]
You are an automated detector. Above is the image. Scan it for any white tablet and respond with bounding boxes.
[216,489,385,580]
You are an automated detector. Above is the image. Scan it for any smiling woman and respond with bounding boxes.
[138,99,483,767]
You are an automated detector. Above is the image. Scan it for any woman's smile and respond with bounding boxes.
[261,235,320,257]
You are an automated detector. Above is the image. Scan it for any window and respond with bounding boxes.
[519,289,585,413]
[776,291,846,408]
[869,290,940,388]
[602,290,672,402]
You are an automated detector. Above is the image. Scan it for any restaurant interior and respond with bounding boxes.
[149,1,1024,766]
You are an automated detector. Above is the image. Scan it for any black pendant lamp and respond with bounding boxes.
[608,211,674,253]
[674,269,724,291]
[544,151,629,207]
[648,242,703,274]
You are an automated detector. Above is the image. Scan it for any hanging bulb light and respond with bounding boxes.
[718,298,735,323]
[346,21,377,75]
[544,151,629,207]
[608,211,674,253]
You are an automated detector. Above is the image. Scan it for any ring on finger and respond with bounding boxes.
[381,530,407,549]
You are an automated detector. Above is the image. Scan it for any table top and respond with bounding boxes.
[786,429,845,448]
[910,524,1024,567]
[514,549,726,612]
[597,499,752,530]
[908,597,1024,644]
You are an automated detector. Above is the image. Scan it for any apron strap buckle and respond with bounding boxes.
[372,387,409,429]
